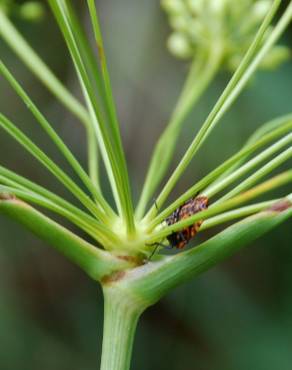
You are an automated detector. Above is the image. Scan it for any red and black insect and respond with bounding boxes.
[165,195,209,249]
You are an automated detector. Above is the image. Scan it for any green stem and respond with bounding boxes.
[144,0,283,219]
[100,286,145,370]
[147,171,292,240]
[0,10,101,188]
[0,196,132,280]
[135,46,222,219]
[0,10,89,126]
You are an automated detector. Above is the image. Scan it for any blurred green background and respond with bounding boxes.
[0,1,292,370]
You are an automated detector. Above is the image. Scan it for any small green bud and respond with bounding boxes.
[19,1,44,22]
[167,32,193,59]
[208,0,228,17]
[169,14,190,32]
[162,0,289,72]
[186,0,204,14]
[252,0,272,22]
[161,0,186,15]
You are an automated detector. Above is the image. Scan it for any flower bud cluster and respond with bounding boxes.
[0,1,44,22]
[161,0,290,70]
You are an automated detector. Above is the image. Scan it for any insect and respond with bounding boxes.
[165,195,209,249]
[148,195,209,260]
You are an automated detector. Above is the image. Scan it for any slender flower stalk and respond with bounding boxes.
[0,1,292,370]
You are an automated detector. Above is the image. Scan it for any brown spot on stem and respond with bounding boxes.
[97,43,105,63]
[101,270,126,285]
[268,199,292,213]
[0,192,16,201]
[117,255,145,266]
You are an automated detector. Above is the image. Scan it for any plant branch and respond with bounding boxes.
[0,9,103,187]
[100,286,145,370]
[0,9,89,125]
[211,146,292,203]
[147,171,292,240]
[86,0,135,234]
[204,134,292,197]
[144,0,284,218]
[0,61,115,218]
[150,119,292,227]
[0,195,133,280]
[0,183,119,246]
[200,198,281,230]
[49,0,135,234]
[136,45,222,219]
[123,199,292,305]
[0,113,104,220]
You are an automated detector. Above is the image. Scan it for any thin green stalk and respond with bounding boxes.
[213,113,292,183]
[204,134,292,197]
[64,0,105,99]
[49,0,135,234]
[0,165,99,225]
[0,113,105,220]
[0,172,100,228]
[62,0,108,187]
[146,171,292,240]
[86,0,135,233]
[0,184,119,246]
[0,61,115,219]
[87,123,100,188]
[200,199,281,231]
[144,0,283,219]
[0,9,89,125]
[135,44,222,219]
[149,119,292,227]
[0,9,102,188]
[210,146,292,203]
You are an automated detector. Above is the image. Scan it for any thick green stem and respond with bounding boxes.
[100,286,145,370]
